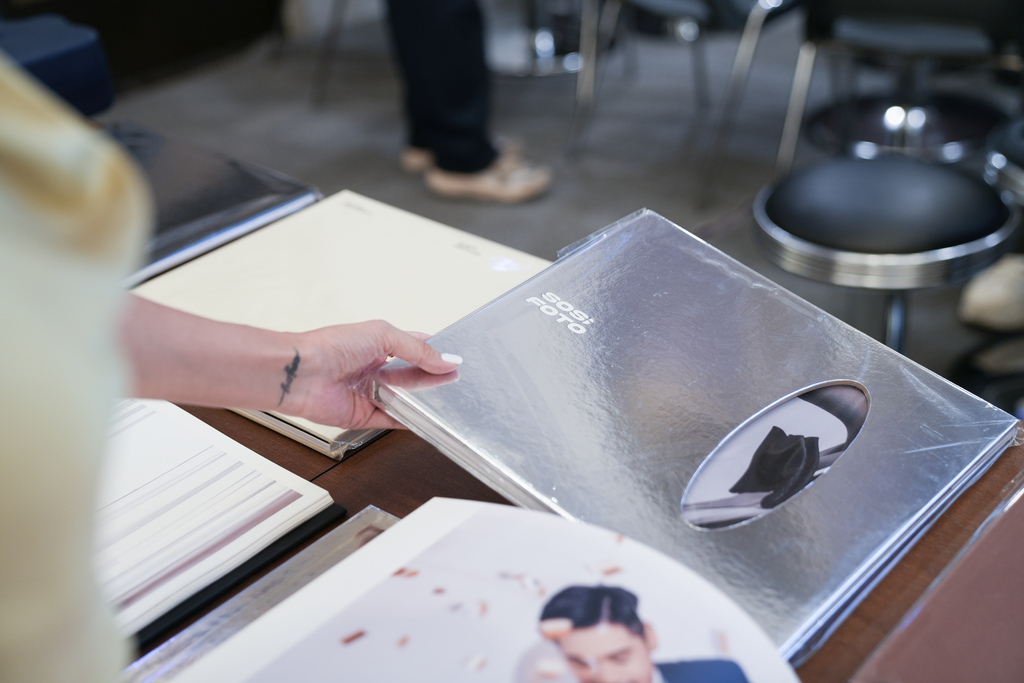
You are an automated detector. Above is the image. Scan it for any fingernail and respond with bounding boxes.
[441,353,463,365]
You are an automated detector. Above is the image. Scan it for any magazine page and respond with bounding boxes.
[172,498,797,682]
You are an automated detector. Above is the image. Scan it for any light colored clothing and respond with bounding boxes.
[0,53,151,681]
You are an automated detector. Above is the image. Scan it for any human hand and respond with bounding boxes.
[120,296,458,429]
[280,320,462,430]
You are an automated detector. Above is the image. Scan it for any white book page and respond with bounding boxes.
[172,498,797,683]
[97,399,332,635]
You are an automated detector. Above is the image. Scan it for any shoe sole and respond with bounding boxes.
[425,171,552,204]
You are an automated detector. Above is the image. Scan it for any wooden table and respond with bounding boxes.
[170,406,1024,682]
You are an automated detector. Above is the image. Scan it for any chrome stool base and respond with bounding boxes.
[805,94,1007,163]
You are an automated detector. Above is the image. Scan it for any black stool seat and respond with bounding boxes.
[830,19,994,57]
[754,156,1017,290]
[632,0,712,24]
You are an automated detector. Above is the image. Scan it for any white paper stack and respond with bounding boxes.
[97,399,334,635]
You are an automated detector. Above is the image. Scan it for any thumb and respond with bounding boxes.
[373,322,462,375]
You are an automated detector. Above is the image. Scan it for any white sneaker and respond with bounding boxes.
[424,144,552,203]
[959,254,1024,332]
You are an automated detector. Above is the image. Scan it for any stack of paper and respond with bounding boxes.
[97,399,335,636]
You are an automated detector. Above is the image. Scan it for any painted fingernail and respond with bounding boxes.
[441,353,463,365]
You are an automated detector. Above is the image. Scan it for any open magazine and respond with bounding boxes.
[169,498,798,682]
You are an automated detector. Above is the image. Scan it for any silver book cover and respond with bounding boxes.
[372,209,1019,663]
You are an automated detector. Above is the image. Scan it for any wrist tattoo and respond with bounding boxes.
[279,350,300,406]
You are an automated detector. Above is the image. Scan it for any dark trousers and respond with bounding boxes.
[385,0,498,173]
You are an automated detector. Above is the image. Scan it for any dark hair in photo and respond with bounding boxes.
[540,585,645,637]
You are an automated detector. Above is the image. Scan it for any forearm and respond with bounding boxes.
[117,294,462,430]
[118,295,304,413]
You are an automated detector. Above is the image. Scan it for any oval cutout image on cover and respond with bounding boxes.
[681,382,869,530]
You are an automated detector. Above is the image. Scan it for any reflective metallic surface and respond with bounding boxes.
[374,210,1018,663]
[804,95,1007,162]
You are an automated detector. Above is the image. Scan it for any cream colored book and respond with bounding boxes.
[132,190,549,458]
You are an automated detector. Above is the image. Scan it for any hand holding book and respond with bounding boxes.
[118,294,462,431]
[131,190,549,457]
[287,322,462,430]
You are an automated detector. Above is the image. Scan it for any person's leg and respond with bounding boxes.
[385,0,497,173]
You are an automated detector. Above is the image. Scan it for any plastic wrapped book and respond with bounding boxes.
[371,209,1019,663]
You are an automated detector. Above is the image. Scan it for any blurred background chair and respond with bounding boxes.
[569,0,710,150]
[752,156,1018,352]
[570,0,802,152]
[0,13,115,116]
[310,0,351,106]
[311,0,590,106]
[774,0,1024,177]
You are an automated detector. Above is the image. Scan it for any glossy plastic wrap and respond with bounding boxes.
[372,209,1018,663]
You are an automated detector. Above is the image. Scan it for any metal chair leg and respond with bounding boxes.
[884,290,908,354]
[774,41,817,180]
[310,0,349,107]
[598,0,623,47]
[567,0,623,155]
[689,29,710,113]
[567,0,603,154]
[697,0,773,206]
[619,6,640,79]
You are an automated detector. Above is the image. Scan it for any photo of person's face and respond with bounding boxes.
[554,622,657,683]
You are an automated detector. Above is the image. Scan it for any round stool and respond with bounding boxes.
[753,156,1018,352]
